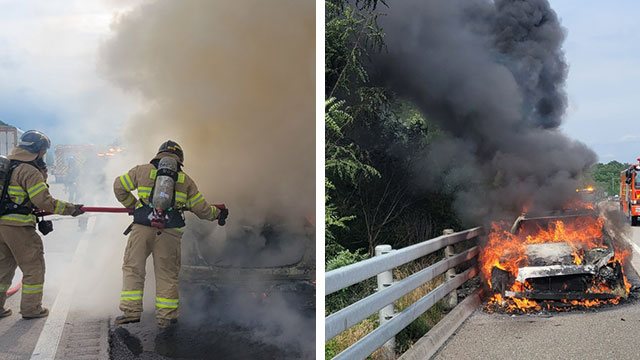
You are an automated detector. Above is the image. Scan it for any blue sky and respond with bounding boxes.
[552,0,640,163]
[0,0,138,146]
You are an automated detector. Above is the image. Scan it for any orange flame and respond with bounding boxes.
[480,206,631,313]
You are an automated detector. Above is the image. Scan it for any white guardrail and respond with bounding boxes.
[325,227,483,360]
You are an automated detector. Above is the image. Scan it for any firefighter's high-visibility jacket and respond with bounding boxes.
[0,148,77,227]
[113,153,220,225]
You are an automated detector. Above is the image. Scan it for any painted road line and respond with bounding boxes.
[617,231,640,279]
[30,217,96,360]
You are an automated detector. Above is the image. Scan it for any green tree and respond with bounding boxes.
[590,161,629,196]
[325,98,379,258]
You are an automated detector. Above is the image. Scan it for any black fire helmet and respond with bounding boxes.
[157,140,184,164]
[18,130,51,154]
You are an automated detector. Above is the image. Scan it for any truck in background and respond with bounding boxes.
[53,144,124,182]
[0,125,24,156]
[620,159,640,226]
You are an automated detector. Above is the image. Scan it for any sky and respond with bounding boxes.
[0,0,140,146]
[0,1,637,162]
[551,0,640,164]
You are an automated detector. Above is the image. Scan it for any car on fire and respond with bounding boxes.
[179,218,316,310]
[490,209,629,301]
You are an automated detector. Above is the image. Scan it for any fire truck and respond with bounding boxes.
[53,144,124,183]
[0,125,23,156]
[620,160,640,226]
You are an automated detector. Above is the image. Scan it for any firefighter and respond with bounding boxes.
[0,130,84,319]
[113,140,227,328]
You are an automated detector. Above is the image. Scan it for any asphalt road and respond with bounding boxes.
[0,202,93,359]
[433,209,640,360]
[0,182,118,360]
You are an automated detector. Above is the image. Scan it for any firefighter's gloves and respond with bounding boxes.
[71,204,85,217]
[214,204,228,226]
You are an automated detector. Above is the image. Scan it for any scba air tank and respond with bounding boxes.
[0,156,11,197]
[152,157,178,211]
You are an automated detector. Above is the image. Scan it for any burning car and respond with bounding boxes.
[180,218,316,310]
[481,208,631,312]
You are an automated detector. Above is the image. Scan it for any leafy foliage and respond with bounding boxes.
[324,1,474,356]
[325,248,374,315]
[590,160,629,196]
[325,0,385,98]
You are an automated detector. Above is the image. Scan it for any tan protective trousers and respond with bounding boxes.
[120,224,181,321]
[0,225,45,317]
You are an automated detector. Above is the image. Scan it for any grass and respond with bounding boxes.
[325,256,449,359]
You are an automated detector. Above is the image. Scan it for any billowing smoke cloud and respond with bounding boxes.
[97,0,315,357]
[100,0,315,230]
[374,0,596,223]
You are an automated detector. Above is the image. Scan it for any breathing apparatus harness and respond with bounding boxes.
[0,159,54,235]
[130,159,186,233]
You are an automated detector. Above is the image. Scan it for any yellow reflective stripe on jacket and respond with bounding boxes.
[120,173,134,192]
[138,186,152,198]
[0,213,36,223]
[177,173,185,184]
[186,193,204,208]
[121,290,143,301]
[175,191,187,203]
[53,200,66,215]
[27,182,47,197]
[0,284,10,292]
[155,297,178,308]
[122,194,136,207]
[22,283,43,294]
[208,206,217,221]
[8,186,26,196]
[8,186,26,204]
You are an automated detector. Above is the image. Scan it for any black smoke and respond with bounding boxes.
[373,0,596,223]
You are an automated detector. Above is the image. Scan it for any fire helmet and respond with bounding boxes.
[157,140,184,164]
[18,130,51,154]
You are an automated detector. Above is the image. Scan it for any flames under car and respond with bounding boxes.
[490,209,629,301]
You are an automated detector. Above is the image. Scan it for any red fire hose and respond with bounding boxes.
[36,204,228,226]
[79,207,133,214]
[8,281,21,297]
[35,206,133,217]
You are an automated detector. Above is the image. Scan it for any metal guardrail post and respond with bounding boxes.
[443,229,458,309]
[375,245,396,355]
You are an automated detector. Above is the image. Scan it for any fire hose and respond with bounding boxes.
[35,204,228,225]
[8,205,224,296]
[7,281,21,297]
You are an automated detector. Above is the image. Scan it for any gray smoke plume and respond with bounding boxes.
[98,0,315,357]
[375,0,596,223]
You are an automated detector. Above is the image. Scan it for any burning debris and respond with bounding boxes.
[481,208,632,313]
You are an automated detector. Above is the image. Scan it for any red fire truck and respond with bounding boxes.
[620,159,640,226]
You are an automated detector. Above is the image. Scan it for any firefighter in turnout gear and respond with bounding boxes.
[114,140,227,328]
[0,130,84,319]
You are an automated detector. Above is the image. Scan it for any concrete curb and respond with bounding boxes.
[399,289,482,360]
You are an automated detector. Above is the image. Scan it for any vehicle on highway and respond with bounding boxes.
[620,160,640,226]
[490,209,628,301]
[0,125,23,156]
[180,218,315,310]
